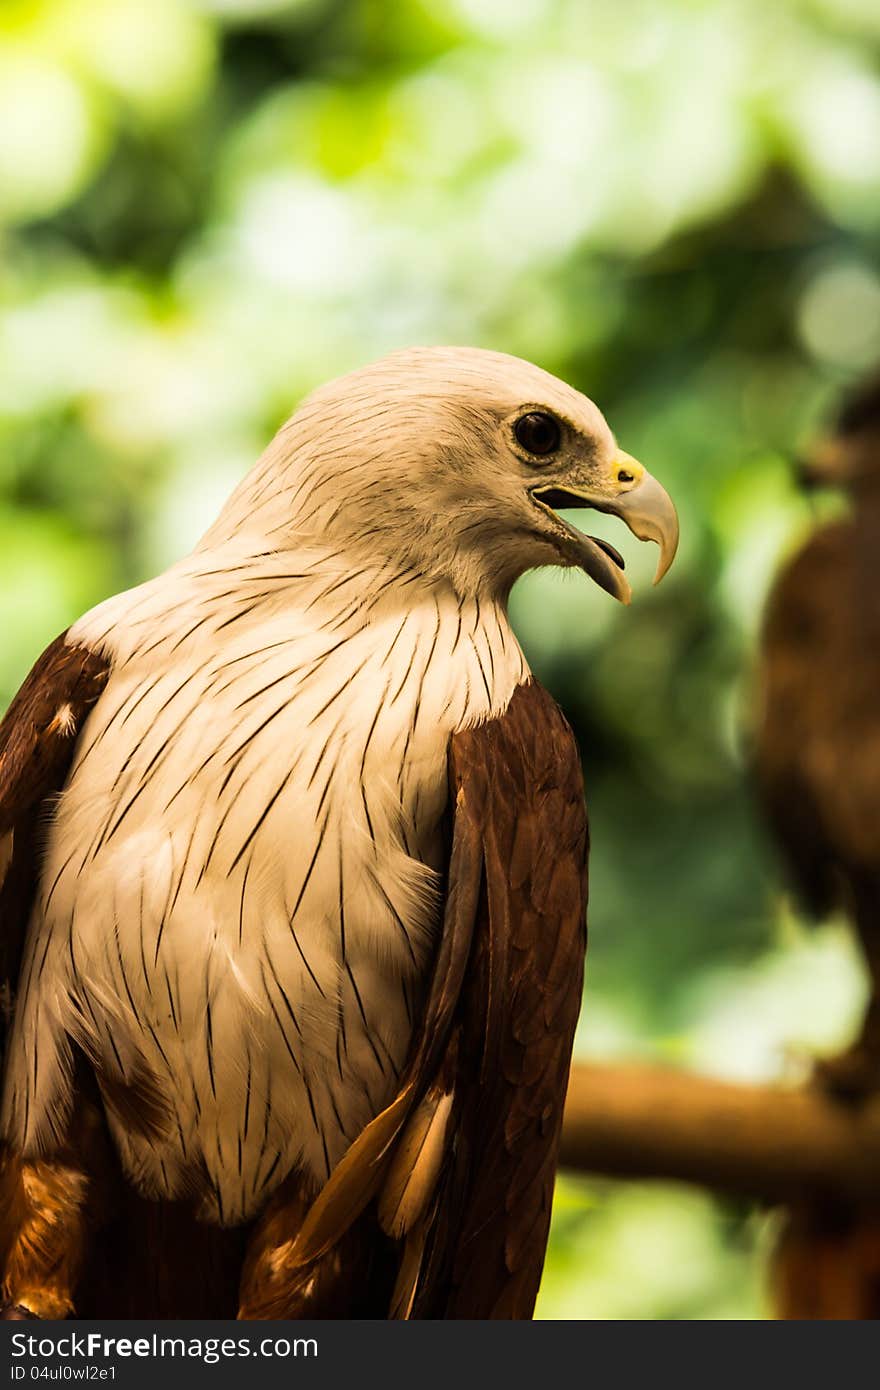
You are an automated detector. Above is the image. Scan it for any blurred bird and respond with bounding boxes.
[755,371,880,1084]
[0,347,678,1319]
[754,370,880,1318]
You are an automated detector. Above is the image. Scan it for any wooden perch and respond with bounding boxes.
[560,1061,880,1205]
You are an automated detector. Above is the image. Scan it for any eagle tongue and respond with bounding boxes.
[588,536,625,570]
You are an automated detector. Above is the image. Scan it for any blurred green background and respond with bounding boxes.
[2,0,879,1319]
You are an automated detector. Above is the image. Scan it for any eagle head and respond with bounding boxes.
[797,369,880,499]
[217,345,679,602]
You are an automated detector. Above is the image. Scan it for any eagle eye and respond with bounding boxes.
[514,412,561,457]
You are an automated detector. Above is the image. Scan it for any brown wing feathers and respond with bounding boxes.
[0,633,110,1063]
[410,680,588,1318]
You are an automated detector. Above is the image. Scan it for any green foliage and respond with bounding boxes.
[2,0,878,1319]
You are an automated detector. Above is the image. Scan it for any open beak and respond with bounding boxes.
[530,452,679,604]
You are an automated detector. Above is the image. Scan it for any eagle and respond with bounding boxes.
[755,371,880,1086]
[0,347,678,1320]
[754,370,880,1317]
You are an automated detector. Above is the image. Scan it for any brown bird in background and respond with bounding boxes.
[754,370,880,1318]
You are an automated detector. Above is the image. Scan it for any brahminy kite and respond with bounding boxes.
[755,371,880,1318]
[0,347,677,1319]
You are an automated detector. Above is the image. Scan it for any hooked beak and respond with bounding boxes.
[529,451,679,604]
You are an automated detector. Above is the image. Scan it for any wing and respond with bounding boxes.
[0,633,110,1066]
[281,677,588,1319]
[754,518,880,916]
[404,677,589,1318]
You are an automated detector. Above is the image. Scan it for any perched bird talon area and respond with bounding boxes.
[0,347,678,1319]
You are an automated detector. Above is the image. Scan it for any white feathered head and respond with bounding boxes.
[204,346,678,602]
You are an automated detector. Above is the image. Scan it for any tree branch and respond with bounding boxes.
[560,1061,880,1205]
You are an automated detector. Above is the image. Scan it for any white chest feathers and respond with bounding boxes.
[2,552,529,1223]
